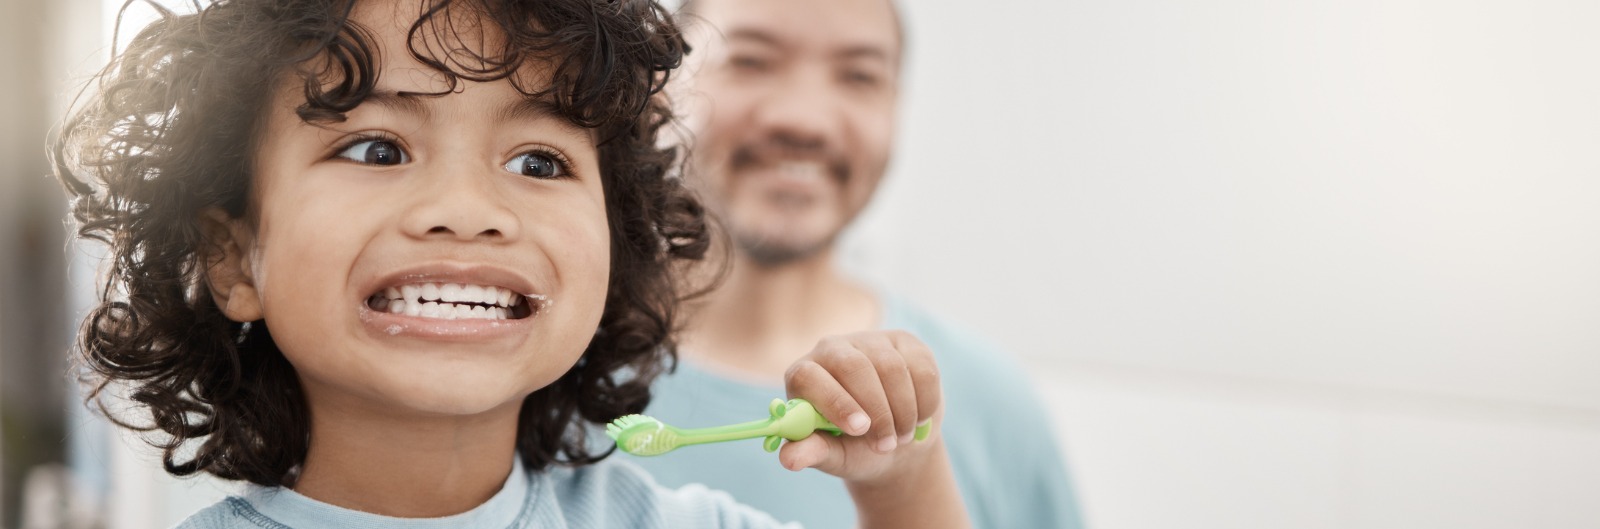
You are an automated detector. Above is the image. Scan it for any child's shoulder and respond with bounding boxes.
[172,497,278,529]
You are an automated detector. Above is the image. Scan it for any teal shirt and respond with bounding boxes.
[175,457,798,529]
[634,293,1087,529]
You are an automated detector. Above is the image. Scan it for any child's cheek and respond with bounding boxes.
[546,194,611,322]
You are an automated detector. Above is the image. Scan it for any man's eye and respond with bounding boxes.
[336,139,409,165]
[842,70,882,88]
[503,152,566,179]
[729,55,771,72]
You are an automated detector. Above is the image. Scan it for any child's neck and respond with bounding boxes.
[680,249,880,383]
[292,396,523,518]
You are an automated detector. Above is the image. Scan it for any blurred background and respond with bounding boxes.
[2,0,1598,527]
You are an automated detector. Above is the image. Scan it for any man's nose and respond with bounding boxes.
[751,65,843,150]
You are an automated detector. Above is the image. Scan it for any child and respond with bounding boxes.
[53,0,969,527]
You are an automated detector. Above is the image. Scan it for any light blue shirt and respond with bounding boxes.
[630,292,1087,529]
[174,457,799,529]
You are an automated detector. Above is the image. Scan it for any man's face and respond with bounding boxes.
[685,0,901,266]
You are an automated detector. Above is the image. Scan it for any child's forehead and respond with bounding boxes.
[351,0,546,77]
[280,0,586,133]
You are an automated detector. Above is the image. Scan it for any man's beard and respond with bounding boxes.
[706,133,853,267]
[731,225,839,267]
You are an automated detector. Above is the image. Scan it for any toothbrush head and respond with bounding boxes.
[605,414,681,456]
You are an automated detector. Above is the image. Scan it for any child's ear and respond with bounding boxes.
[198,207,264,323]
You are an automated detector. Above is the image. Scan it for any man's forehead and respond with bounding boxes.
[693,0,901,59]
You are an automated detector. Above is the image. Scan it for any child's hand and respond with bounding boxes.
[779,330,942,485]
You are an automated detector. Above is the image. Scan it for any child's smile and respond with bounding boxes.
[358,263,546,339]
[366,279,537,322]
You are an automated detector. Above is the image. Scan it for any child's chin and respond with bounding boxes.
[361,368,544,418]
[385,386,531,418]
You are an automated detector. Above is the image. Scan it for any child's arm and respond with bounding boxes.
[779,330,971,529]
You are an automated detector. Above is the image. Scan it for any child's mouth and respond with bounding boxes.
[365,282,538,320]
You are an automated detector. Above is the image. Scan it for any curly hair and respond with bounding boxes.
[53,0,706,486]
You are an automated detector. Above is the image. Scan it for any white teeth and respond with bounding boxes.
[378,281,530,320]
[463,284,485,304]
[776,161,826,181]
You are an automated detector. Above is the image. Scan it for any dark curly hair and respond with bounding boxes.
[52,0,706,486]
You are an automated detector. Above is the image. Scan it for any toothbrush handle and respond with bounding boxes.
[673,399,934,453]
[671,418,783,447]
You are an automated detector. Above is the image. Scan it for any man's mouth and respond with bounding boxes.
[365,282,538,320]
[728,144,849,185]
[772,160,832,183]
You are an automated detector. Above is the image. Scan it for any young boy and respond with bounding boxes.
[53,0,968,527]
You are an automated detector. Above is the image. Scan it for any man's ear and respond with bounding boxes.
[198,207,264,323]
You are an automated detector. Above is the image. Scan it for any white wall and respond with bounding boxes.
[837,0,1600,527]
[76,0,1600,527]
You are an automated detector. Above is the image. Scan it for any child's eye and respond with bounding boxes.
[502,151,568,179]
[336,139,409,166]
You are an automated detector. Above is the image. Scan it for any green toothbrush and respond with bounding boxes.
[606,398,932,456]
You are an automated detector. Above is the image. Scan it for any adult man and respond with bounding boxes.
[635,0,1087,527]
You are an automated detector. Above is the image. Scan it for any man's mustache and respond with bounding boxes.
[727,135,850,183]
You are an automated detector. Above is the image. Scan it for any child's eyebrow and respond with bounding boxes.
[360,90,586,139]
[494,96,587,139]
[364,90,433,119]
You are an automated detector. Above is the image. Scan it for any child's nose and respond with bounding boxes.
[400,169,522,243]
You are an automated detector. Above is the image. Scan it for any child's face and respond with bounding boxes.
[238,1,610,418]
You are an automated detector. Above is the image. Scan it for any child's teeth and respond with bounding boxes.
[379,282,533,320]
